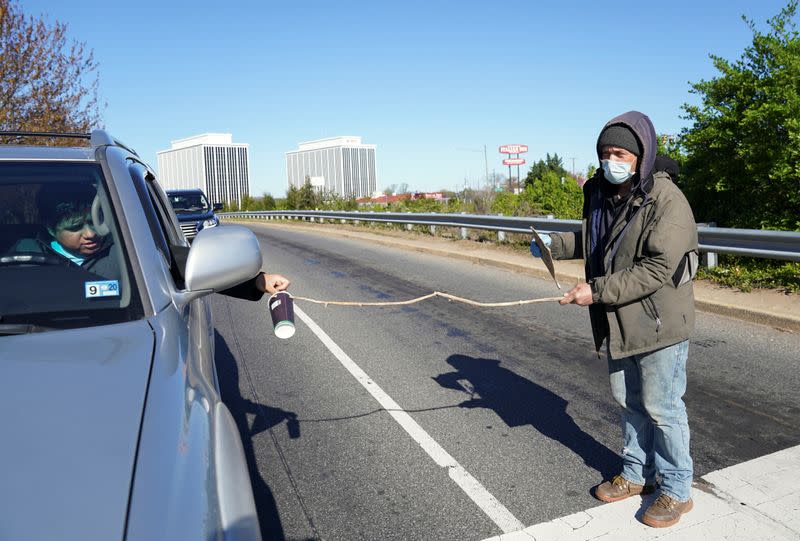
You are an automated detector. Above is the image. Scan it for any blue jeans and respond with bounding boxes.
[608,340,693,502]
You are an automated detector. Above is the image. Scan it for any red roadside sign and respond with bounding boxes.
[499,144,528,154]
[502,158,526,166]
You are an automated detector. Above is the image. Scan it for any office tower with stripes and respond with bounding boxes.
[157,133,250,207]
[286,136,377,198]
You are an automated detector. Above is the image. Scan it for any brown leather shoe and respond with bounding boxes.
[593,475,655,503]
[642,493,694,528]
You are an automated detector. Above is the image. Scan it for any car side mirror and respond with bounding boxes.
[213,202,223,211]
[183,225,262,294]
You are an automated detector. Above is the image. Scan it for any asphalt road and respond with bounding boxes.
[211,223,800,541]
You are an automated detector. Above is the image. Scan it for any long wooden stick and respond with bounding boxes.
[292,291,563,308]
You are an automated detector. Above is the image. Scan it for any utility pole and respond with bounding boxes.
[569,157,576,177]
[456,146,490,188]
[483,144,489,188]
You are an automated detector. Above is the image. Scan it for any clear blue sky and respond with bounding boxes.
[22,0,795,196]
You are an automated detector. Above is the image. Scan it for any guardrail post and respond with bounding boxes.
[429,225,436,235]
[341,219,346,224]
[496,214,506,242]
[702,222,718,269]
[319,217,324,223]
[406,223,413,231]
[460,212,468,239]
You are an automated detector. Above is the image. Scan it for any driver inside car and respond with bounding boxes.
[9,182,120,279]
[7,181,290,301]
[47,205,103,261]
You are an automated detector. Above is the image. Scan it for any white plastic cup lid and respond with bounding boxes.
[274,321,295,339]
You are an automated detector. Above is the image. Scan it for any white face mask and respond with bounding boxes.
[601,159,634,184]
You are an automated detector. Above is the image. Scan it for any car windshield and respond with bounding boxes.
[0,162,143,331]
[168,193,209,213]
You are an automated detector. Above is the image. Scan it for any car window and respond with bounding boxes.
[0,162,144,330]
[168,193,210,213]
[128,163,189,288]
[146,179,186,249]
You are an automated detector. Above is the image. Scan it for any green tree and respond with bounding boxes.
[681,1,800,229]
[262,193,276,210]
[400,197,442,213]
[285,185,299,209]
[526,153,570,188]
[656,133,684,163]
[490,191,521,216]
[522,170,583,219]
[320,191,358,210]
[297,179,321,210]
[239,194,255,211]
[519,151,582,218]
[0,0,102,139]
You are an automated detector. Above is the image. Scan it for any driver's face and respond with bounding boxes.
[54,212,101,256]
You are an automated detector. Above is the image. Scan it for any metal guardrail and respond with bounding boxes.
[219,210,800,263]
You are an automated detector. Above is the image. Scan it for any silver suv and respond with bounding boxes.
[0,131,263,540]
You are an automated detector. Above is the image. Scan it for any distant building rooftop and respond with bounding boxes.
[294,136,375,152]
[164,133,245,151]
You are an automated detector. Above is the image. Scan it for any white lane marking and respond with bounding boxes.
[295,306,525,534]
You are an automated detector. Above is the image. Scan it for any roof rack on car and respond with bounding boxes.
[0,131,91,140]
[0,129,139,157]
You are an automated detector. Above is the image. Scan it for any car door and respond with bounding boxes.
[124,161,261,540]
[143,169,262,539]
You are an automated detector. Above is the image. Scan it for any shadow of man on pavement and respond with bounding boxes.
[433,354,619,479]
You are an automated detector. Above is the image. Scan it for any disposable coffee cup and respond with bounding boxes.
[268,291,295,339]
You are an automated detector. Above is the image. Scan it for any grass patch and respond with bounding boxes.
[697,255,800,293]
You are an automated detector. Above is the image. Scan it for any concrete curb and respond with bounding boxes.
[691,300,800,333]
[230,219,800,333]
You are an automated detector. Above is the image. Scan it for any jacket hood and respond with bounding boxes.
[596,111,657,192]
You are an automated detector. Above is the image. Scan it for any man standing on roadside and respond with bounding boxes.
[530,111,698,528]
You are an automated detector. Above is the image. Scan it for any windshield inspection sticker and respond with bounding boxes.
[85,280,120,298]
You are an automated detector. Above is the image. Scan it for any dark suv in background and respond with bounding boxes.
[166,188,223,241]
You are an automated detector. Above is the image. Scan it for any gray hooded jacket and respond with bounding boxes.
[549,111,698,358]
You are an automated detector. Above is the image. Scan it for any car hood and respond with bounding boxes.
[0,320,154,541]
